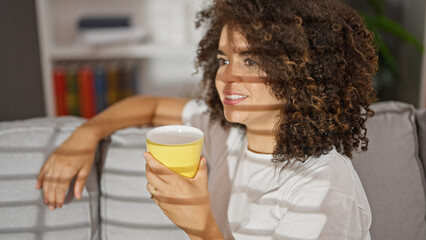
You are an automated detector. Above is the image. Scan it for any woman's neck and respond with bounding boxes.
[246,127,276,154]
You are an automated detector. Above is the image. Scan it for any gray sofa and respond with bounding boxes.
[0,101,425,240]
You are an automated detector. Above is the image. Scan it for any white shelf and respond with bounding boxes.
[36,0,203,116]
[50,44,197,60]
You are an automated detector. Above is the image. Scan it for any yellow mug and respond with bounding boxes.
[146,125,204,178]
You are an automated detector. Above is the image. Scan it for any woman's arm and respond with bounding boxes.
[36,95,189,210]
[79,95,189,139]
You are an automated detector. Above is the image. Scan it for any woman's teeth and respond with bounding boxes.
[225,95,247,100]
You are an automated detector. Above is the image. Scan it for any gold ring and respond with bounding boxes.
[150,188,157,199]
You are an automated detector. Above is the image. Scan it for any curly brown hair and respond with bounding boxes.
[195,0,378,163]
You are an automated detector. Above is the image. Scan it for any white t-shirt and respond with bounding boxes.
[182,100,371,240]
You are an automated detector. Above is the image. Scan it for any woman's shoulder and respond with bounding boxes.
[181,99,210,128]
[288,149,364,198]
[182,99,208,117]
[302,148,355,175]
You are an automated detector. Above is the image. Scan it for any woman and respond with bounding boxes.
[36,0,378,239]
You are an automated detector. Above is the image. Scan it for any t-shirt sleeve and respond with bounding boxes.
[181,99,212,159]
[182,99,209,130]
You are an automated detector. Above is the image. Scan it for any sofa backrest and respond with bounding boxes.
[98,127,189,239]
[416,109,426,176]
[352,101,426,240]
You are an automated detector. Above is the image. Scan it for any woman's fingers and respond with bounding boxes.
[143,152,164,172]
[145,153,179,203]
[144,152,179,183]
[193,157,207,181]
[74,166,91,200]
[46,167,67,209]
[36,154,55,189]
[38,155,90,209]
[55,176,68,208]
[146,182,160,205]
[145,162,167,194]
[43,170,60,210]
[35,165,46,189]
[146,182,158,199]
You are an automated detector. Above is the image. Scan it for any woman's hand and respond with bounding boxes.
[144,152,224,240]
[35,126,99,210]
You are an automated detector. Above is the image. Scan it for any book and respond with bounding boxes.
[94,66,108,112]
[107,64,120,105]
[53,68,68,116]
[65,67,79,116]
[121,64,137,98]
[78,67,96,118]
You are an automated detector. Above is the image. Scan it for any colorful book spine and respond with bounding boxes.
[107,65,120,105]
[78,67,96,118]
[53,68,68,116]
[53,62,139,117]
[121,65,137,98]
[94,66,108,112]
[65,68,79,116]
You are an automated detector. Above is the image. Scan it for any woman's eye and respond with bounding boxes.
[217,58,229,66]
[244,58,258,66]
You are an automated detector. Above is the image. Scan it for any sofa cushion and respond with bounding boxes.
[352,101,426,240]
[0,117,99,240]
[416,108,426,176]
[99,127,189,240]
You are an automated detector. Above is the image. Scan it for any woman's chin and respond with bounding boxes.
[224,110,247,125]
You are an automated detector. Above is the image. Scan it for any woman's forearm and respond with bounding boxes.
[77,95,189,141]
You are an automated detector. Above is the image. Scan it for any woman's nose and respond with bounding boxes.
[222,61,242,83]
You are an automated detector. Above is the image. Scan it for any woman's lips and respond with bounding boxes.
[223,91,248,105]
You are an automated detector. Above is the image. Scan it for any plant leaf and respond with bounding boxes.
[374,15,424,53]
[374,32,398,73]
[359,12,375,29]
[358,13,398,73]
[365,0,384,15]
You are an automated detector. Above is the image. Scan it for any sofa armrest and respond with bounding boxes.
[0,117,100,240]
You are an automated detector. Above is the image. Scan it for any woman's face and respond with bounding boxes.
[215,26,281,129]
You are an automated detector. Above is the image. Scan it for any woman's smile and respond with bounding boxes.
[223,91,248,105]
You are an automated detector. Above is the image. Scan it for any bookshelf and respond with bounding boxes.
[35,0,204,117]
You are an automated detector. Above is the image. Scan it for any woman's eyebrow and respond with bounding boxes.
[216,50,254,56]
[239,51,254,56]
[217,50,226,55]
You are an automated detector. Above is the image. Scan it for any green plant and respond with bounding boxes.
[359,0,424,74]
